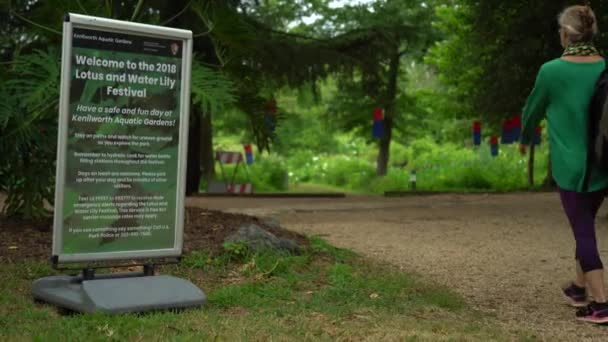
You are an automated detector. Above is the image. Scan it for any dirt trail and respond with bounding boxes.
[189,193,608,340]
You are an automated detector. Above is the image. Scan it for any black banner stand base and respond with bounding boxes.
[32,267,206,314]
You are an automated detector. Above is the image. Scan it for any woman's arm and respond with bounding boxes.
[521,67,550,145]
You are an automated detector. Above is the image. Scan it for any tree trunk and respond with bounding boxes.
[528,144,535,188]
[376,50,400,176]
[200,110,216,182]
[377,116,394,176]
[186,111,201,196]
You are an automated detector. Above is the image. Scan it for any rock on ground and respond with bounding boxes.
[225,223,301,254]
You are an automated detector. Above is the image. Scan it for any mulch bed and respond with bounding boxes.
[0,207,308,263]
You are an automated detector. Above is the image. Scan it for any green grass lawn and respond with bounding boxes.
[0,237,534,341]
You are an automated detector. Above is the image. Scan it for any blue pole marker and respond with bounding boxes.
[244,144,254,165]
[264,116,276,133]
[501,122,507,144]
[473,132,481,146]
[512,126,522,142]
[501,120,513,144]
[511,115,522,142]
[472,121,481,146]
[373,108,384,138]
[373,120,384,138]
[490,136,499,157]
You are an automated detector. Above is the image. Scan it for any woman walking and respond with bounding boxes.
[521,5,608,324]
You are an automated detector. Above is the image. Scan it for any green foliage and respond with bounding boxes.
[182,250,236,270]
[0,238,533,340]
[5,0,410,210]
[327,263,354,288]
[191,61,237,115]
[0,48,60,219]
[208,235,467,318]
[236,90,285,153]
[368,169,411,193]
[287,0,438,174]
[309,235,354,263]
[216,121,549,194]
[287,153,376,190]
[181,250,215,269]
[1,0,561,216]
[222,241,251,261]
[426,1,608,122]
[0,48,241,219]
[247,154,289,191]
[401,138,548,192]
[212,153,288,192]
[424,3,480,118]
[272,95,338,154]
[400,62,472,144]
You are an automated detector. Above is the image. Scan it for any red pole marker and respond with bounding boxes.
[373,108,383,121]
[511,115,522,141]
[472,121,481,146]
[373,108,384,138]
[490,135,499,157]
[244,144,254,165]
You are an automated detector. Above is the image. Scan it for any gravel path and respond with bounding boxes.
[189,193,608,340]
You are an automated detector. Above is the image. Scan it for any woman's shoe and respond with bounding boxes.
[576,301,608,324]
[562,283,588,308]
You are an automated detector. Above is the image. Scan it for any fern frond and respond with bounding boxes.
[191,61,236,115]
[0,48,60,219]
[8,48,60,114]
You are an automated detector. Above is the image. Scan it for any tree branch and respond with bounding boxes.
[105,0,112,17]
[161,0,193,26]
[193,28,214,38]
[192,4,215,37]
[239,13,383,44]
[76,0,89,14]
[198,60,222,69]
[131,0,145,21]
[10,11,61,35]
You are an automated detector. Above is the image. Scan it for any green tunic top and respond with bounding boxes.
[521,58,608,192]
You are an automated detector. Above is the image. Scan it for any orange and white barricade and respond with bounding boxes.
[215,151,253,194]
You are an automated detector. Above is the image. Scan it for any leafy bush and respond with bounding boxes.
[248,154,289,191]
[368,169,410,193]
[273,106,338,155]
[0,49,60,219]
[211,130,549,194]
[216,153,289,192]
[287,154,376,191]
[387,140,549,192]
[443,166,493,190]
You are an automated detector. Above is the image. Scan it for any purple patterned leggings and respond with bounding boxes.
[559,188,606,273]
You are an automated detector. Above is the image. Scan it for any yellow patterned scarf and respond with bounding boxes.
[562,42,600,56]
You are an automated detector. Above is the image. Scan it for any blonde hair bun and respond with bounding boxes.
[559,5,599,43]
